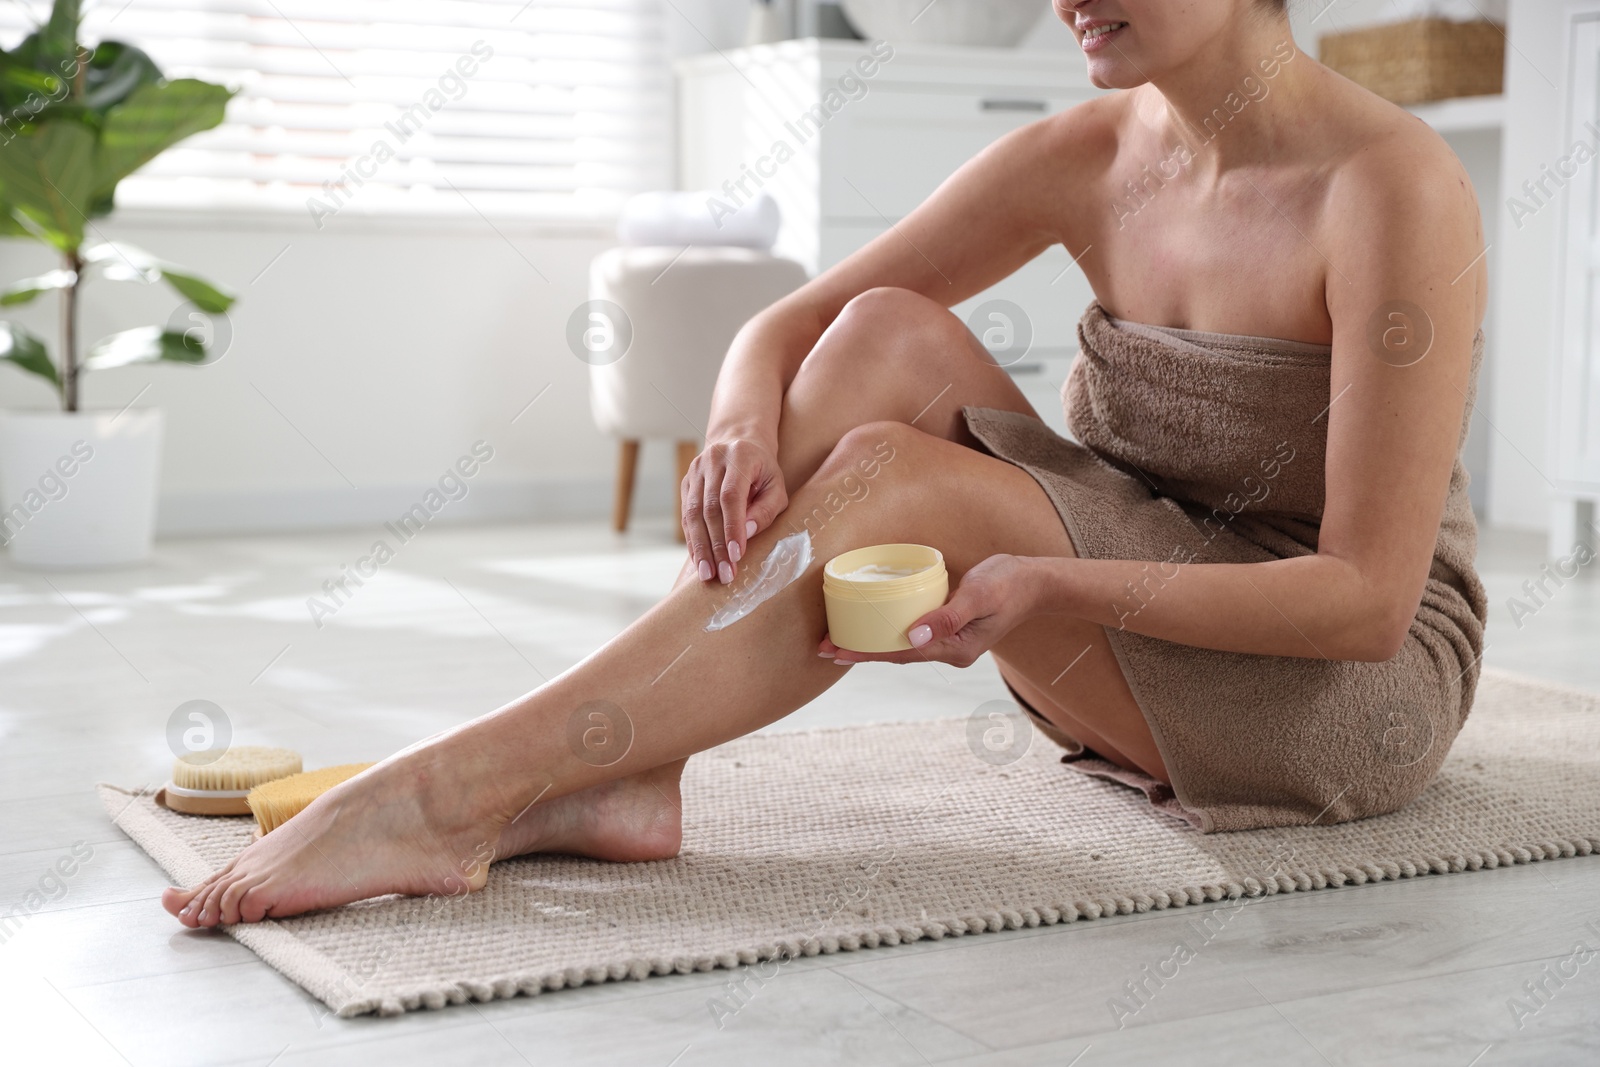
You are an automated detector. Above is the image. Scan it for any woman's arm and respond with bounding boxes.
[1037,133,1484,662]
[684,104,1103,577]
[1022,554,1403,662]
[845,126,1487,666]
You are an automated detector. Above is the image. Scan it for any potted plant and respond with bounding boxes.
[0,0,232,567]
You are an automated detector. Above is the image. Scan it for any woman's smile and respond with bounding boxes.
[1078,19,1129,52]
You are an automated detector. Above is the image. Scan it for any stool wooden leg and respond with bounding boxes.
[674,440,698,543]
[613,439,640,533]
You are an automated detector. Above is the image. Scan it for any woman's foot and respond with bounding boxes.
[494,760,684,864]
[161,749,684,927]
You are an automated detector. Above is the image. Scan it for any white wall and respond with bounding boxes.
[0,214,672,534]
[1486,0,1568,531]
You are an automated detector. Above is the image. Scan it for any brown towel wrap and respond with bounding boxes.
[962,301,1488,833]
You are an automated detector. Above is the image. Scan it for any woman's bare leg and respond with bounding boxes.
[773,286,1041,486]
[676,285,1042,585]
[163,416,1160,926]
[489,286,1051,864]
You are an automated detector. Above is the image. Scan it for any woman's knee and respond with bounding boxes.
[822,419,933,477]
[813,419,1057,540]
[790,421,934,522]
[821,287,976,367]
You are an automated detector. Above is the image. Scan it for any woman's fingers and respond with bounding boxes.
[742,479,787,551]
[700,465,734,583]
[681,458,715,580]
[694,445,755,583]
[904,602,970,648]
[684,440,786,583]
[727,487,783,569]
[817,634,860,667]
[718,445,787,581]
[717,464,749,573]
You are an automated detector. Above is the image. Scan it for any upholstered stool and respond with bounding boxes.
[588,245,807,537]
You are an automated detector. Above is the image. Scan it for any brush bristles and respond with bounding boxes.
[172,746,302,792]
[248,764,374,835]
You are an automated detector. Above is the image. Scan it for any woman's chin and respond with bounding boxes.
[1084,62,1148,91]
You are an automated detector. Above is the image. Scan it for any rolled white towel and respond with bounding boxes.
[617,190,782,250]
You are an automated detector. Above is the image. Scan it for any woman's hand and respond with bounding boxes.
[819,554,1042,667]
[682,437,789,584]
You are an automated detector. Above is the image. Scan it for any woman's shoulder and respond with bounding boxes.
[1314,75,1476,225]
[943,90,1129,235]
[1311,73,1488,327]
[983,90,1128,195]
[1029,90,1128,160]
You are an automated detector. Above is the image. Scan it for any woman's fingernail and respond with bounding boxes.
[833,658,852,666]
[818,649,832,657]
[909,625,933,647]
[746,519,758,538]
[697,559,712,581]
[718,561,733,584]
[729,540,742,563]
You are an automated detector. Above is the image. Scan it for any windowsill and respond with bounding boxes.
[83,203,619,240]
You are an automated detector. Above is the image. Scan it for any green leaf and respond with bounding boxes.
[83,242,235,313]
[153,267,234,313]
[0,119,94,250]
[0,267,75,305]
[0,10,94,122]
[42,1,81,62]
[92,78,232,201]
[84,326,206,370]
[0,63,65,104]
[3,30,47,70]
[0,209,35,238]
[83,42,163,113]
[0,320,59,387]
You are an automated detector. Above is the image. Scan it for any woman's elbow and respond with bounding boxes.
[1337,601,1415,663]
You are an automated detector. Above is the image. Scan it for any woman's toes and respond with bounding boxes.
[238,882,273,923]
[218,874,265,925]
[166,877,224,924]
[195,879,233,927]
[165,856,242,922]
[161,885,199,919]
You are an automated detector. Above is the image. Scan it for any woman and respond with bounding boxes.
[166,0,1487,926]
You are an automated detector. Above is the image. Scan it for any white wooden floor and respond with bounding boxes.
[1,518,1596,1066]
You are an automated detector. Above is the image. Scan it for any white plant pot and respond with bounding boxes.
[0,408,164,569]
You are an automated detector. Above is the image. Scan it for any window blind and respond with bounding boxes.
[0,0,672,222]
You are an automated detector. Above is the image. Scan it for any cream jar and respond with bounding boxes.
[822,544,949,652]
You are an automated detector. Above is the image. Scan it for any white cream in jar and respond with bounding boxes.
[834,563,927,582]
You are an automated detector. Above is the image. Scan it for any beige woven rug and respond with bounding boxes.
[100,668,1600,1018]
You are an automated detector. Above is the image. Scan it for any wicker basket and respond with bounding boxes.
[1319,17,1504,105]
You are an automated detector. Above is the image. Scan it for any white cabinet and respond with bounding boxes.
[1552,5,1600,553]
[676,39,1106,436]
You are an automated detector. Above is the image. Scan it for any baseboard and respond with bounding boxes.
[155,476,679,537]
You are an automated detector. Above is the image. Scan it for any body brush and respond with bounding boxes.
[163,746,302,816]
[248,763,374,834]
